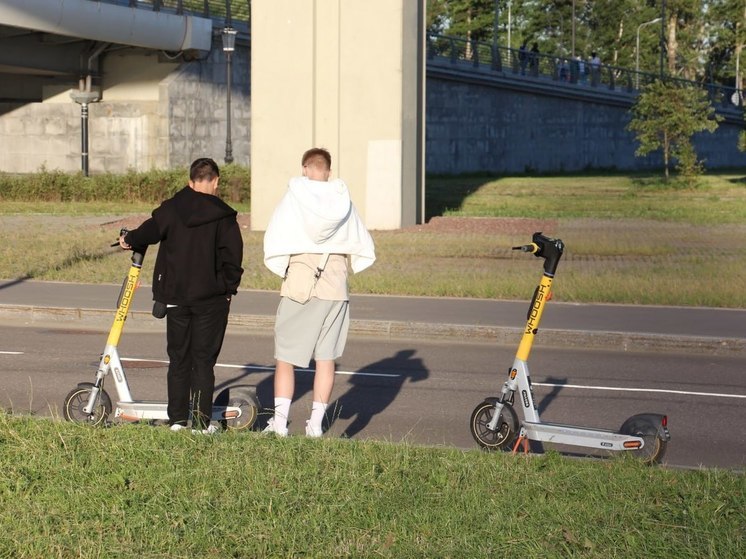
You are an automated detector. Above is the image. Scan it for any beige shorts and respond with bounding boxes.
[274,297,350,368]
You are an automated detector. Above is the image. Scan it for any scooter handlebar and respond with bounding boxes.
[110,228,130,247]
[513,232,564,276]
[512,244,538,253]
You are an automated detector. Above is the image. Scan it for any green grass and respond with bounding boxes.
[0,415,743,558]
[427,172,746,224]
[2,220,744,307]
[1,172,745,307]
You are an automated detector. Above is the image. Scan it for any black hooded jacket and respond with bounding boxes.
[125,186,244,306]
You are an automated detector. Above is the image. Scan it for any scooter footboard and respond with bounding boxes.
[522,421,644,451]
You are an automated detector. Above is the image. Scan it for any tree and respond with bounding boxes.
[706,0,746,90]
[426,0,496,42]
[627,80,722,180]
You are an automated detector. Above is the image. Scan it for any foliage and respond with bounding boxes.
[427,0,745,86]
[705,0,746,88]
[0,416,744,558]
[627,80,722,180]
[0,165,251,204]
[427,0,497,43]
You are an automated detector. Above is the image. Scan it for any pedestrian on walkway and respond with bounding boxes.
[119,157,244,433]
[529,42,540,76]
[262,147,375,437]
[590,51,601,86]
[518,41,528,75]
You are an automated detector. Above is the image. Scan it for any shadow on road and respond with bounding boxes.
[329,349,429,438]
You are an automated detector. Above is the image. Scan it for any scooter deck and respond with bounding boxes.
[115,400,169,421]
[522,420,643,451]
[115,400,248,422]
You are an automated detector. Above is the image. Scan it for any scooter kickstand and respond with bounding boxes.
[512,432,530,455]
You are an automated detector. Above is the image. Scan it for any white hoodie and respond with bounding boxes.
[263,177,376,277]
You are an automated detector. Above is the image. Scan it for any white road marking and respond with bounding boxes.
[120,358,745,397]
[533,382,746,400]
[0,351,24,355]
[121,357,400,378]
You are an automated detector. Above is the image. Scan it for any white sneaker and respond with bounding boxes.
[169,423,187,432]
[263,417,288,437]
[192,424,220,435]
[305,421,323,438]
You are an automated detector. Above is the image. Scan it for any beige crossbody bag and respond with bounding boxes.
[283,253,330,304]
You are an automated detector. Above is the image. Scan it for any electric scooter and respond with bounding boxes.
[62,230,260,430]
[469,232,670,464]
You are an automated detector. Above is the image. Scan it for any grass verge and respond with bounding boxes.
[1,172,745,307]
[0,415,743,558]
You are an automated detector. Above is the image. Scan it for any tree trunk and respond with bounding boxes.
[667,13,678,75]
[663,132,670,181]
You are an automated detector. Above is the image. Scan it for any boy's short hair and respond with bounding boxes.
[301,148,332,170]
[190,157,220,182]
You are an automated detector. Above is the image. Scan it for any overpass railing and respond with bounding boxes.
[427,34,743,111]
[94,1,249,22]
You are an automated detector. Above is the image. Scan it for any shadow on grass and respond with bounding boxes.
[8,246,116,283]
[425,175,493,221]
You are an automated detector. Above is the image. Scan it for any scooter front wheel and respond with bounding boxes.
[63,383,112,426]
[470,400,519,451]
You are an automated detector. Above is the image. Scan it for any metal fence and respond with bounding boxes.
[427,34,743,111]
[93,1,250,23]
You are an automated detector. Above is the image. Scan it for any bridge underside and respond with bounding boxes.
[0,0,212,101]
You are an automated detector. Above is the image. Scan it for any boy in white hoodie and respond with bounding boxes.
[262,148,375,437]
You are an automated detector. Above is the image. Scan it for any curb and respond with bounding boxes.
[1,304,744,355]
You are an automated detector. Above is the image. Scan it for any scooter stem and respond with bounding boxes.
[106,250,145,348]
[514,233,564,362]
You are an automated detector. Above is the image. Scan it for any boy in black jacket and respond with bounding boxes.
[119,158,244,432]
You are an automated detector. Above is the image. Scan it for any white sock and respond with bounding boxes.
[308,401,328,430]
[273,397,292,430]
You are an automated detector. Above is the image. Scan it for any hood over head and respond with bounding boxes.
[172,185,237,227]
[287,177,351,243]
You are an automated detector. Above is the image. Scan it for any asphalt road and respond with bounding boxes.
[1,323,744,471]
[2,280,746,354]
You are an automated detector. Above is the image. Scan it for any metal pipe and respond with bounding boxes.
[636,18,661,89]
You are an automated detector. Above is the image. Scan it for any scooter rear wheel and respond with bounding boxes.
[619,416,667,464]
[470,400,519,451]
[63,384,112,426]
[216,386,260,430]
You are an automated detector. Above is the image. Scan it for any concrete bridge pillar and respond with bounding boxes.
[250,0,425,230]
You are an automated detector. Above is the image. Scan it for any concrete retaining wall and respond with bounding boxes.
[425,68,746,174]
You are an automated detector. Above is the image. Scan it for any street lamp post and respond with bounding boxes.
[636,17,661,89]
[507,0,512,49]
[70,75,100,177]
[221,26,237,165]
[659,0,666,80]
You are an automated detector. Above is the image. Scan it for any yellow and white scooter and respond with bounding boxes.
[63,230,259,430]
[469,232,670,464]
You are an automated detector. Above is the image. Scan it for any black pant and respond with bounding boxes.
[165,298,230,428]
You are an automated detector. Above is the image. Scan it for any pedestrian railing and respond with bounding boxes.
[92,1,250,23]
[427,34,743,111]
